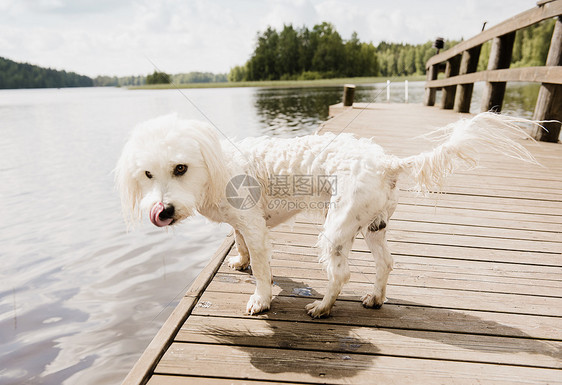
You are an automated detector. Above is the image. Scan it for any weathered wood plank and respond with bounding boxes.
[191,291,562,340]
[156,342,562,384]
[397,194,562,217]
[273,218,562,244]
[426,66,562,88]
[206,271,562,317]
[423,64,439,106]
[440,55,461,109]
[271,225,562,254]
[178,315,562,369]
[454,46,481,113]
[217,262,562,298]
[534,16,562,142]
[268,243,562,278]
[147,375,289,385]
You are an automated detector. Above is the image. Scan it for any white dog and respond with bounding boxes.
[115,113,537,318]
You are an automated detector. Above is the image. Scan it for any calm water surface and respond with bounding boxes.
[0,81,540,384]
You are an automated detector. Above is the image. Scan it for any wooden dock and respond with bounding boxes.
[123,103,562,385]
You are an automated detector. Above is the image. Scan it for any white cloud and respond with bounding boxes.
[0,0,539,77]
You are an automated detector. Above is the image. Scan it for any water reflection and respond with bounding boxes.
[254,87,341,136]
[503,82,540,119]
[252,81,443,137]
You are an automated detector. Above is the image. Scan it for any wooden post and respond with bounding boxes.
[533,16,562,142]
[454,45,482,113]
[480,32,515,112]
[440,55,461,109]
[343,84,355,106]
[386,80,390,101]
[423,64,438,106]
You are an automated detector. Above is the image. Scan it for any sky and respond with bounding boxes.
[0,0,535,78]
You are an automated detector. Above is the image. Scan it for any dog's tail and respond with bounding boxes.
[395,112,542,193]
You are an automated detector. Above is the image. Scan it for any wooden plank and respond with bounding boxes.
[275,218,562,244]
[482,31,515,113]
[534,17,562,141]
[237,234,562,280]
[269,241,562,278]
[454,46,481,113]
[270,235,562,276]
[398,193,562,217]
[192,291,562,340]
[207,271,562,317]
[270,225,562,253]
[226,246,562,282]
[440,55,461,109]
[121,234,234,385]
[423,63,439,106]
[216,261,562,298]
[178,315,562,369]
[147,375,289,385]
[426,66,562,88]
[156,342,562,384]
[426,0,562,67]
[391,208,562,234]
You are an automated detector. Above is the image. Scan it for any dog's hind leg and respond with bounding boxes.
[228,230,250,270]
[306,219,354,318]
[361,219,393,309]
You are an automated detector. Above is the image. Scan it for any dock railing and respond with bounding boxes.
[423,0,562,142]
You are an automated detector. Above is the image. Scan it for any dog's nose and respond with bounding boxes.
[159,204,175,220]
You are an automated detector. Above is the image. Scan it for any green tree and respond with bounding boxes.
[311,22,344,76]
[277,25,301,78]
[146,71,170,84]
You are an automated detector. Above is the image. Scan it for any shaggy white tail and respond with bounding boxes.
[398,112,542,193]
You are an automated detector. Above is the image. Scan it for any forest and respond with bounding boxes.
[0,57,93,89]
[0,17,555,89]
[229,18,556,82]
[93,71,227,87]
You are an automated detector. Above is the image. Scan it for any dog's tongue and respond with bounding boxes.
[150,202,173,227]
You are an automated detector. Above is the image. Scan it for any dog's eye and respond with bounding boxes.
[145,171,153,179]
[173,164,188,176]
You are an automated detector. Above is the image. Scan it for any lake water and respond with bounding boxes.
[0,81,542,385]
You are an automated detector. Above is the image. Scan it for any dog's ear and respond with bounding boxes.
[114,141,142,227]
[191,122,230,207]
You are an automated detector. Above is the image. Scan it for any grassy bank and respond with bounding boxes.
[128,75,426,90]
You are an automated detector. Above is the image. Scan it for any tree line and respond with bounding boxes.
[229,19,556,81]
[0,57,228,88]
[0,18,555,89]
[0,57,93,89]
[93,71,228,86]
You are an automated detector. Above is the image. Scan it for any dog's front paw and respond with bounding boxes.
[228,255,250,271]
[305,300,332,318]
[246,293,271,315]
[361,293,384,309]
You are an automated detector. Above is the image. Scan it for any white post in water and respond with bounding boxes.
[386,80,390,102]
[405,80,409,103]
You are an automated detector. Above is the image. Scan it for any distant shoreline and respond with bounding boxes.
[128,75,426,90]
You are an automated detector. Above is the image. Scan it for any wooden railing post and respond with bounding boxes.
[440,55,461,109]
[454,46,482,113]
[342,84,356,106]
[533,16,562,142]
[423,64,438,106]
[480,31,516,112]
